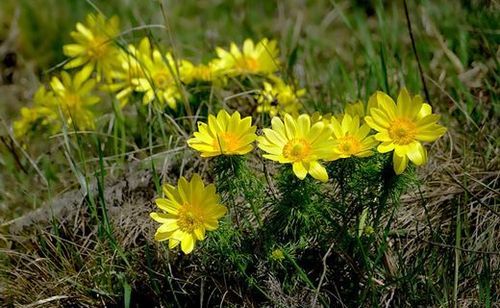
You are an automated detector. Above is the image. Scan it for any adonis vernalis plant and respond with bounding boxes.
[256,76,305,117]
[13,11,292,137]
[13,86,57,137]
[187,110,257,157]
[365,88,447,174]
[104,38,148,107]
[5,4,485,307]
[131,38,182,109]
[214,38,280,76]
[181,61,221,84]
[258,113,335,182]
[49,67,100,129]
[63,13,120,81]
[150,174,227,254]
[329,113,378,160]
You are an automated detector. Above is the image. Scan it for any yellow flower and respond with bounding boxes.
[132,38,182,109]
[344,101,366,118]
[257,77,305,117]
[329,114,378,160]
[365,88,447,174]
[50,66,100,129]
[63,14,120,81]
[13,86,56,137]
[13,107,50,138]
[341,97,379,121]
[187,110,257,157]
[13,107,40,138]
[150,174,227,254]
[104,38,148,107]
[214,38,280,76]
[270,249,285,261]
[257,114,335,182]
[180,60,221,84]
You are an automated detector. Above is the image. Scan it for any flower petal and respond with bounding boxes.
[377,142,395,153]
[393,152,408,175]
[376,91,397,119]
[157,221,179,233]
[194,227,206,240]
[406,142,427,166]
[308,161,328,182]
[284,114,297,140]
[181,233,196,254]
[365,115,386,132]
[297,114,311,138]
[168,239,180,249]
[154,231,171,242]
[155,198,179,214]
[418,102,432,119]
[292,162,307,180]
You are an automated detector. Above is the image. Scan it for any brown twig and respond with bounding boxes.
[404,0,431,104]
[312,242,336,307]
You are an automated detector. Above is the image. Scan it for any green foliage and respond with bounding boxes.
[267,165,327,244]
[190,152,419,306]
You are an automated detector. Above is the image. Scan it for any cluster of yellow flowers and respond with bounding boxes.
[13,13,305,137]
[13,67,100,135]
[11,14,447,256]
[151,88,446,254]
[187,88,446,180]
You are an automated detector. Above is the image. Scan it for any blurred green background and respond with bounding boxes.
[1,0,498,118]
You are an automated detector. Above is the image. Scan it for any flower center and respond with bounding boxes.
[237,56,259,72]
[213,132,240,153]
[337,136,362,155]
[154,72,171,88]
[282,138,312,162]
[65,94,81,108]
[388,118,417,145]
[88,37,110,60]
[177,206,203,233]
